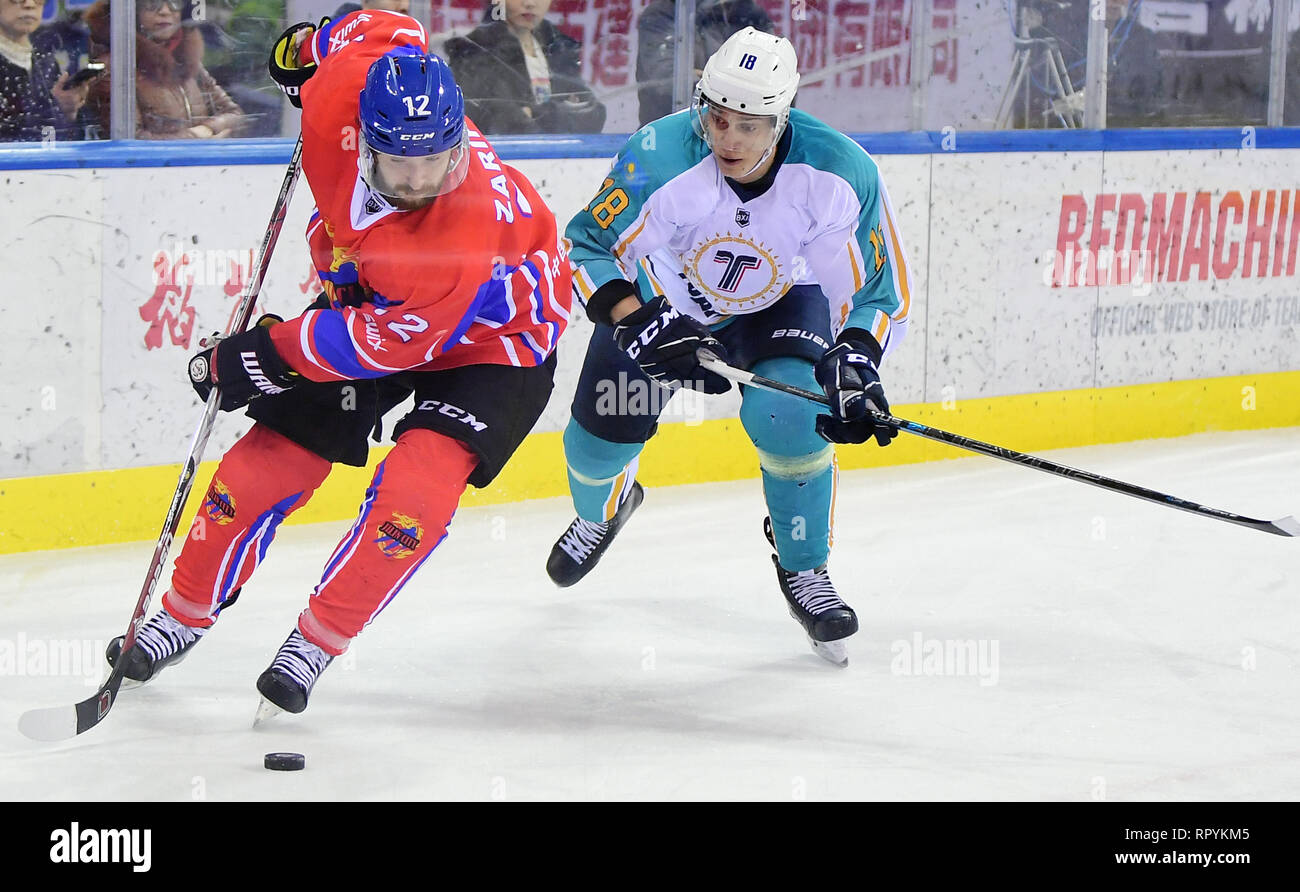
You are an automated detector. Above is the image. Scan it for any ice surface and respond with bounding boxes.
[2,429,1298,801]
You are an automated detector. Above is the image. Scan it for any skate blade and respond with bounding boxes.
[809,637,848,668]
[252,697,285,728]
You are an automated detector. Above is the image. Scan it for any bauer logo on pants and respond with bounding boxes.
[375,513,423,558]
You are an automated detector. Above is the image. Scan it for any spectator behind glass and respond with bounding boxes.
[635,0,774,127]
[0,0,90,142]
[84,0,247,139]
[333,0,411,18]
[444,0,605,135]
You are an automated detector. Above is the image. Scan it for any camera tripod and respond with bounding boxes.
[995,34,1083,129]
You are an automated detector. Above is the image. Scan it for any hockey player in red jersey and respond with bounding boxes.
[106,10,572,718]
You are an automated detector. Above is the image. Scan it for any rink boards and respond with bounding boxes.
[2,131,1299,552]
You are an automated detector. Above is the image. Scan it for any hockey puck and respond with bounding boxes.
[264,752,305,771]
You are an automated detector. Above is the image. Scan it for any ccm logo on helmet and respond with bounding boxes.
[399,132,440,141]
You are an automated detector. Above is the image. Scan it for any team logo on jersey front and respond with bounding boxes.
[375,513,423,559]
[203,479,236,526]
[686,232,782,313]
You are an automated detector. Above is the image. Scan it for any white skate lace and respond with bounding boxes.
[558,517,610,563]
[136,611,205,662]
[785,568,846,615]
[269,631,331,691]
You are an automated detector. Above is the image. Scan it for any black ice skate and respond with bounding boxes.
[546,481,644,587]
[105,608,208,683]
[254,629,334,722]
[765,517,858,667]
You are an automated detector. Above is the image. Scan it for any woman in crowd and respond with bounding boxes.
[444,0,605,135]
[0,0,89,141]
[85,0,246,139]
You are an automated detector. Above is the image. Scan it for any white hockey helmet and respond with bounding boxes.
[691,28,800,174]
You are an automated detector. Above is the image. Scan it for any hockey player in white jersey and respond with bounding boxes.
[547,28,912,665]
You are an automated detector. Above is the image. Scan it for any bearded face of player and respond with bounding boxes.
[361,135,470,211]
[699,102,780,184]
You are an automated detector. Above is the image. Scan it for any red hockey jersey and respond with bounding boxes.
[269,11,571,380]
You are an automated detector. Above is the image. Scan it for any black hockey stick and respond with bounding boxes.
[697,353,1300,539]
[18,135,306,742]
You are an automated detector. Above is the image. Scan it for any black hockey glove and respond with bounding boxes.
[611,295,731,394]
[268,19,327,109]
[813,340,897,447]
[189,315,298,412]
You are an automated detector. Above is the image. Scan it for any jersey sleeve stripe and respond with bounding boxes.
[541,251,572,323]
[343,318,405,374]
[448,278,509,350]
[519,330,547,364]
[312,310,384,378]
[498,334,521,367]
[573,267,596,302]
[309,23,330,65]
[847,240,865,292]
[879,184,912,324]
[639,257,667,297]
[870,309,890,348]
[519,261,557,355]
[297,312,334,377]
[531,247,571,324]
[611,210,651,262]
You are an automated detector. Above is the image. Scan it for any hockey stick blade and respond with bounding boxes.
[18,702,80,742]
[18,671,123,742]
[698,353,1299,539]
[1269,515,1300,537]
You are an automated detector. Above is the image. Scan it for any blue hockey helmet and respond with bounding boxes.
[358,49,469,206]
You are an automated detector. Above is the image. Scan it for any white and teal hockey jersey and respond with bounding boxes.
[568,108,912,359]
